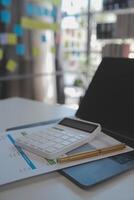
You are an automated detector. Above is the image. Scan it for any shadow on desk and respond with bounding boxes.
[1,168,134,193]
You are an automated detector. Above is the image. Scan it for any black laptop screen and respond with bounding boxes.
[76,58,134,144]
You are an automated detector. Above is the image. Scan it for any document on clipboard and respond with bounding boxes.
[0,122,132,186]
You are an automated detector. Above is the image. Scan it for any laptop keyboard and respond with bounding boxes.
[111,150,134,164]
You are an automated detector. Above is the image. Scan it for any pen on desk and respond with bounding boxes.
[57,143,126,164]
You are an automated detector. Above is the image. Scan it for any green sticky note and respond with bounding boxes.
[52,0,61,6]
[6,59,17,72]
[32,47,40,57]
[50,46,56,54]
[0,49,4,60]
[7,33,17,45]
[21,17,59,31]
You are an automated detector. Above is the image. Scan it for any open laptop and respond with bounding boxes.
[60,57,134,189]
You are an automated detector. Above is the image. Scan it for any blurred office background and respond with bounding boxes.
[0,0,134,108]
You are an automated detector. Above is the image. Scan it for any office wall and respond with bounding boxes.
[0,0,60,103]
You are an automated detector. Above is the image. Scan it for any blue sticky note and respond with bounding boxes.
[41,35,47,42]
[35,5,42,16]
[13,24,24,36]
[43,8,48,16]
[0,10,11,24]
[51,8,56,18]
[16,44,25,56]
[0,0,11,6]
[26,3,34,16]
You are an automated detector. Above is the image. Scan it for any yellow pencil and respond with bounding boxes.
[57,143,126,164]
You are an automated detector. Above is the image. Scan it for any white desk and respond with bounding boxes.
[0,97,134,200]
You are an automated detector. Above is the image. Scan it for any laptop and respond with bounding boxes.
[60,57,134,189]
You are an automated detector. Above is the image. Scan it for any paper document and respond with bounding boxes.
[0,124,132,186]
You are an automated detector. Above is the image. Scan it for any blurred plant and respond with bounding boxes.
[73,78,83,87]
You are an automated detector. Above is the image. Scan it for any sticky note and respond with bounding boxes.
[7,33,17,45]
[16,44,25,56]
[0,49,4,60]
[6,59,17,72]
[13,24,24,36]
[0,0,11,6]
[50,47,55,54]
[41,35,46,42]
[32,47,40,57]
[26,3,34,16]
[0,10,11,24]
[26,4,40,16]
[0,33,8,45]
[35,5,42,16]
[52,0,61,6]
[32,0,61,6]
[43,8,48,16]
[51,8,56,18]
[26,3,52,17]
[21,17,59,31]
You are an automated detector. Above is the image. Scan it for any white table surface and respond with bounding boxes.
[0,97,134,200]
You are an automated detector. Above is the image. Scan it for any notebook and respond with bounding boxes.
[60,57,134,188]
